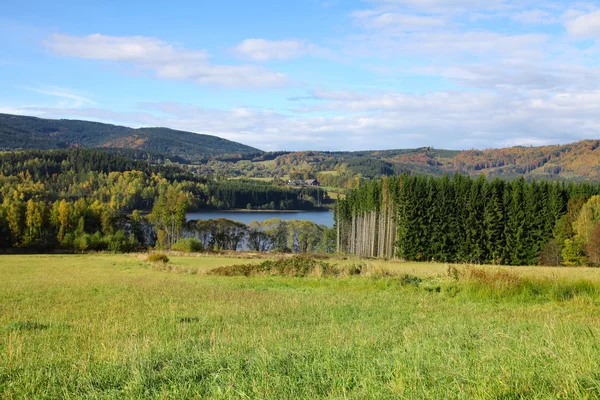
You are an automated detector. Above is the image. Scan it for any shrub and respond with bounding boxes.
[399,274,422,287]
[61,233,75,248]
[210,257,369,278]
[347,263,363,275]
[211,256,342,277]
[147,253,169,264]
[73,234,92,251]
[172,238,203,253]
[105,230,138,253]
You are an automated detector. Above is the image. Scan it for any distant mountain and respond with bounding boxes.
[0,113,261,161]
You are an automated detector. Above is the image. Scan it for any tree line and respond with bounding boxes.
[336,174,600,265]
[181,218,335,253]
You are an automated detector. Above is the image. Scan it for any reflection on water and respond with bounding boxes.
[185,210,334,227]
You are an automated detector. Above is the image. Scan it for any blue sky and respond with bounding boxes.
[2,0,600,151]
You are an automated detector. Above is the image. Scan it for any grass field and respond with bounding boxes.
[2,254,600,398]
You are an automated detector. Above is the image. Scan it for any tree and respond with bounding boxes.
[586,222,600,266]
[149,186,189,249]
[247,221,271,252]
[562,237,586,266]
[57,199,70,242]
[263,219,289,252]
[539,239,563,266]
[24,199,47,246]
[574,195,600,245]
[5,197,25,246]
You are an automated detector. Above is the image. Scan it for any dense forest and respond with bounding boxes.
[336,175,600,266]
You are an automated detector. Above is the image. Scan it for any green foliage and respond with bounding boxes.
[104,230,138,252]
[205,179,328,210]
[172,238,203,252]
[574,195,600,244]
[586,222,600,266]
[339,173,599,265]
[562,237,587,266]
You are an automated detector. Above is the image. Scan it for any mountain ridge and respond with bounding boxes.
[2,113,600,181]
[0,113,260,160]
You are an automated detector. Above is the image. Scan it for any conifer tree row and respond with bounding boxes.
[335,174,600,265]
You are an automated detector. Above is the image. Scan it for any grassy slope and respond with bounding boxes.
[2,254,600,398]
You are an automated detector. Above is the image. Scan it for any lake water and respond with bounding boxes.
[186,210,334,227]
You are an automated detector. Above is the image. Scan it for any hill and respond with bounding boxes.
[3,113,600,182]
[0,113,260,161]
[200,141,600,185]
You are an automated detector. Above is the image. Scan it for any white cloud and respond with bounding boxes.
[511,9,556,24]
[232,39,333,61]
[18,84,600,151]
[12,2,600,152]
[367,0,505,13]
[565,10,600,37]
[43,34,290,89]
[352,10,447,31]
[22,86,95,108]
[43,34,209,63]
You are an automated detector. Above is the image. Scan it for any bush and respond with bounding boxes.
[147,253,169,264]
[104,230,138,253]
[209,256,368,278]
[73,234,92,251]
[172,238,203,252]
[399,274,422,286]
[61,233,75,248]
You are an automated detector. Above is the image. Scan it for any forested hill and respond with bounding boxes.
[0,113,260,161]
[4,113,600,181]
[307,140,600,181]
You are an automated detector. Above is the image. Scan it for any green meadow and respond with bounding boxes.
[2,254,600,399]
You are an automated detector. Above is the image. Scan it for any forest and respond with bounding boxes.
[0,149,332,252]
[336,174,600,266]
[6,147,600,265]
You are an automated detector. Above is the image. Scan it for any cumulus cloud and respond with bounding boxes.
[12,2,600,152]
[43,34,290,89]
[20,83,600,152]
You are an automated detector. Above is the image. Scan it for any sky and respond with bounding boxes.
[2,0,600,151]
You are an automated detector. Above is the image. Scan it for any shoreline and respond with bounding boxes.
[187,209,333,214]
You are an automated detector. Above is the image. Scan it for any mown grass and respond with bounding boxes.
[1,254,600,398]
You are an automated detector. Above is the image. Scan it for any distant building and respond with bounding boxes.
[304,179,319,186]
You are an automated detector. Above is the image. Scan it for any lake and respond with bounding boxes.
[186,210,334,227]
